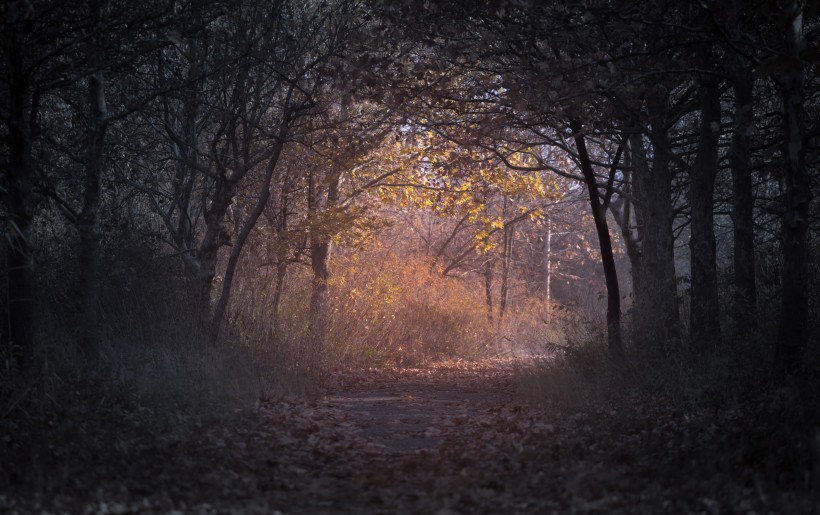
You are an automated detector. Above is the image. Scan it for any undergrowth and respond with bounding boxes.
[0,245,296,497]
[517,328,820,500]
[228,244,509,370]
[325,249,495,366]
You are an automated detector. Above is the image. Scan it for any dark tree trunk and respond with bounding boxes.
[308,168,341,358]
[270,171,296,332]
[77,59,108,362]
[484,256,494,322]
[774,3,810,378]
[630,96,681,354]
[196,181,235,319]
[3,37,36,369]
[689,79,722,356]
[171,91,199,262]
[728,15,757,341]
[609,165,641,329]
[211,113,290,340]
[570,120,624,362]
[499,223,513,320]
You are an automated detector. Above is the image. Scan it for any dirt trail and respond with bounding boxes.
[326,361,517,453]
[13,357,812,514]
[260,359,540,514]
[10,359,548,515]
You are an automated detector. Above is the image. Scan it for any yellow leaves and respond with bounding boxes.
[355,125,572,261]
[476,235,496,254]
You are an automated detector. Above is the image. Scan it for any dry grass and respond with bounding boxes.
[224,240,598,375]
[227,245,501,371]
[323,249,496,367]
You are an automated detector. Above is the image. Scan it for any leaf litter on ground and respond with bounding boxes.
[2,357,817,514]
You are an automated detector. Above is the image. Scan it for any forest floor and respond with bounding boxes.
[3,357,818,514]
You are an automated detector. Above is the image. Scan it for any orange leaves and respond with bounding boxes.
[369,126,560,221]
[323,246,494,367]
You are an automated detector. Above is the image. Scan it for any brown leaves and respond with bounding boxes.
[6,357,816,513]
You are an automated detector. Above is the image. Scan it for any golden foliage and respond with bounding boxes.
[323,244,495,367]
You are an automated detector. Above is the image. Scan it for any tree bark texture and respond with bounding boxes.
[774,3,810,378]
[196,180,235,319]
[308,168,341,358]
[77,39,108,361]
[499,223,513,321]
[3,33,36,369]
[689,78,722,356]
[608,166,642,331]
[631,93,681,353]
[269,173,295,334]
[728,13,757,340]
[484,256,494,322]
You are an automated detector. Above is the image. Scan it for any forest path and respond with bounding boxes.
[257,358,551,514]
[24,357,810,514]
[324,359,517,453]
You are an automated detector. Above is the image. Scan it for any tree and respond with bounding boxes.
[0,0,39,366]
[688,67,723,356]
[723,0,759,339]
[772,0,812,377]
[570,123,626,360]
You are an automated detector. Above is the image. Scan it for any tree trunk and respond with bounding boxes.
[729,63,757,340]
[570,120,624,361]
[270,171,296,333]
[689,78,722,356]
[210,113,290,340]
[484,256,494,322]
[77,40,108,362]
[499,223,513,320]
[196,181,234,320]
[308,168,341,359]
[631,93,681,354]
[774,3,810,379]
[544,217,553,322]
[3,36,36,369]
[608,166,641,332]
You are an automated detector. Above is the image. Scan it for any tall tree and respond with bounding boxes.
[688,74,723,356]
[571,122,626,360]
[729,63,758,339]
[724,0,759,339]
[0,3,37,366]
[773,0,811,377]
[631,91,682,353]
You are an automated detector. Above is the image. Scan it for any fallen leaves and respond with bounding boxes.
[3,357,816,514]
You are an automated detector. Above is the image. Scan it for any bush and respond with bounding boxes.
[335,249,499,365]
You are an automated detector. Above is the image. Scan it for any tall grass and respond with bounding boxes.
[228,244,503,370]
[1,245,294,494]
[225,236,600,372]
[325,249,499,366]
[21,245,295,424]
